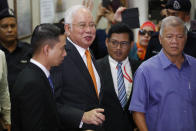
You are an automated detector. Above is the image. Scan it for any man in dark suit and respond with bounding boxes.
[51,5,105,131]
[11,24,66,131]
[97,23,141,131]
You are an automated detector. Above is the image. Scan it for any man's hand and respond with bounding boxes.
[104,8,114,24]
[133,112,148,131]
[82,108,105,126]
[95,4,109,25]
[113,6,126,23]
[5,124,11,131]
[97,4,107,18]
[82,0,94,11]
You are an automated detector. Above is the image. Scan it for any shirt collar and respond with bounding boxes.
[67,37,87,58]
[182,54,191,67]
[158,49,190,69]
[109,55,129,67]
[30,59,50,78]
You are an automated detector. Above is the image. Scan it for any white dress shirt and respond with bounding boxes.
[108,56,133,99]
[30,59,50,78]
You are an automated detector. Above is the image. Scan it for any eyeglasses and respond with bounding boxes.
[139,29,154,36]
[109,39,130,48]
[72,22,96,29]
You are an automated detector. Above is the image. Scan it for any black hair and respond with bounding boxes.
[107,22,134,42]
[58,18,64,24]
[31,23,61,54]
[53,23,65,35]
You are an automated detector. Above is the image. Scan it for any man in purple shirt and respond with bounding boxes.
[129,16,196,131]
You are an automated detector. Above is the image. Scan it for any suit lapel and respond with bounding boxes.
[66,40,98,100]
[28,63,54,96]
[100,56,121,105]
[129,58,142,75]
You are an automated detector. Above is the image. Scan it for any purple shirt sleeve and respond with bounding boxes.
[129,67,148,113]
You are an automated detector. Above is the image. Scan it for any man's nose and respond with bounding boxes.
[171,37,178,43]
[116,43,121,49]
[85,25,92,32]
[7,26,12,32]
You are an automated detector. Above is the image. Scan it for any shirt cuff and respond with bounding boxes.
[79,121,83,128]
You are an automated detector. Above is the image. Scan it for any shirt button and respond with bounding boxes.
[184,110,187,113]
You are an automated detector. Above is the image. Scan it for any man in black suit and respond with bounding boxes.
[51,5,105,131]
[11,24,67,131]
[97,23,141,131]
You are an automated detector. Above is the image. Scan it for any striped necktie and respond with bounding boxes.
[117,62,127,108]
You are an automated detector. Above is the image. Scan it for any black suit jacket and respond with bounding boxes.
[97,56,141,131]
[51,39,103,131]
[11,63,60,131]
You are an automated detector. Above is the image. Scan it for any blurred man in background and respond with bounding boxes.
[0,8,32,92]
[0,49,10,131]
[145,0,196,59]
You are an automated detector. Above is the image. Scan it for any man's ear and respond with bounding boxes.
[105,38,109,48]
[159,35,162,45]
[185,14,190,23]
[126,41,133,52]
[43,44,50,56]
[65,24,71,36]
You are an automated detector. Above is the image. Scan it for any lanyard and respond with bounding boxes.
[123,66,133,83]
[116,65,133,83]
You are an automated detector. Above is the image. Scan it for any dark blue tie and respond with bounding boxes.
[48,75,54,93]
[117,62,127,108]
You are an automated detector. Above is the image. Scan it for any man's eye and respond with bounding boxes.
[111,41,118,44]
[79,24,85,28]
[177,35,183,38]
[0,25,8,28]
[10,24,16,28]
[166,36,172,39]
[89,23,95,27]
[120,42,129,45]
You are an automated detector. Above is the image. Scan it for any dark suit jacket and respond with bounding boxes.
[11,63,60,131]
[51,39,103,131]
[97,56,141,131]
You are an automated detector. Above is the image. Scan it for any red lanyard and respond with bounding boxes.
[123,66,133,83]
[116,65,133,83]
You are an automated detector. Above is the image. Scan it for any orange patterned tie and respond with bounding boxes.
[85,50,98,97]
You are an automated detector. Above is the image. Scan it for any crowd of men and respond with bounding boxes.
[0,0,196,131]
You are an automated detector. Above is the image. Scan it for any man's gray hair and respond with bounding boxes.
[64,5,90,26]
[160,16,188,36]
